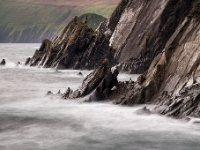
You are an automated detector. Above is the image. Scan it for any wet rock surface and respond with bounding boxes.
[25,57,31,65]
[63,59,119,101]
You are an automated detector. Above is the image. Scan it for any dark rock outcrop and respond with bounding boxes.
[25,57,31,65]
[63,59,119,101]
[109,0,193,73]
[27,16,116,70]
[0,59,6,66]
[77,72,83,76]
[46,91,53,96]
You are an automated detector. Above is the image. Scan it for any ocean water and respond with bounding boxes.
[0,43,200,150]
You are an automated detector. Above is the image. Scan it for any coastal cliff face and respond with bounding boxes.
[27,0,200,118]
[114,2,200,118]
[108,0,192,73]
[28,0,193,73]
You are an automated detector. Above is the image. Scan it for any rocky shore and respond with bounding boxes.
[27,0,200,119]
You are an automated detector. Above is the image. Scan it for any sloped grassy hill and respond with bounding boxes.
[0,0,116,42]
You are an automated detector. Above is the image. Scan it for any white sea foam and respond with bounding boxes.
[118,73,140,81]
[0,44,199,150]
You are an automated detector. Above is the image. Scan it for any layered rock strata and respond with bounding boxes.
[28,0,193,74]
[110,0,193,73]
[114,2,200,118]
[62,59,119,101]
[27,16,116,69]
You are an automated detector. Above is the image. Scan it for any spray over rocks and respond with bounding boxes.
[27,0,200,119]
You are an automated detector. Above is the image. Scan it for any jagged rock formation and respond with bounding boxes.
[27,0,200,119]
[27,0,195,74]
[113,2,200,119]
[109,0,193,73]
[63,59,119,101]
[28,16,116,69]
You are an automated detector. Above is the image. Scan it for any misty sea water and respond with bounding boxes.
[0,43,200,150]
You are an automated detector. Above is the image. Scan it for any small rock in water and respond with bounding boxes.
[0,59,6,65]
[57,90,61,95]
[25,57,31,65]
[46,91,53,96]
[193,120,200,124]
[16,61,21,66]
[188,118,200,124]
[77,72,83,76]
[63,87,73,99]
[135,106,152,115]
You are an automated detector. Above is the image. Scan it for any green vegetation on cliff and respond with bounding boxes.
[0,0,115,42]
[78,13,106,30]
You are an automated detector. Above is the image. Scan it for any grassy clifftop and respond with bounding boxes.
[0,0,117,42]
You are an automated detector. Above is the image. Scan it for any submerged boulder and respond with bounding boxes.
[77,72,83,76]
[0,59,6,65]
[135,106,152,115]
[46,91,53,96]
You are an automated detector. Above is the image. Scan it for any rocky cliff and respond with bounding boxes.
[113,1,200,119]
[28,0,194,73]
[27,16,116,69]
[28,0,200,119]
[108,0,193,73]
